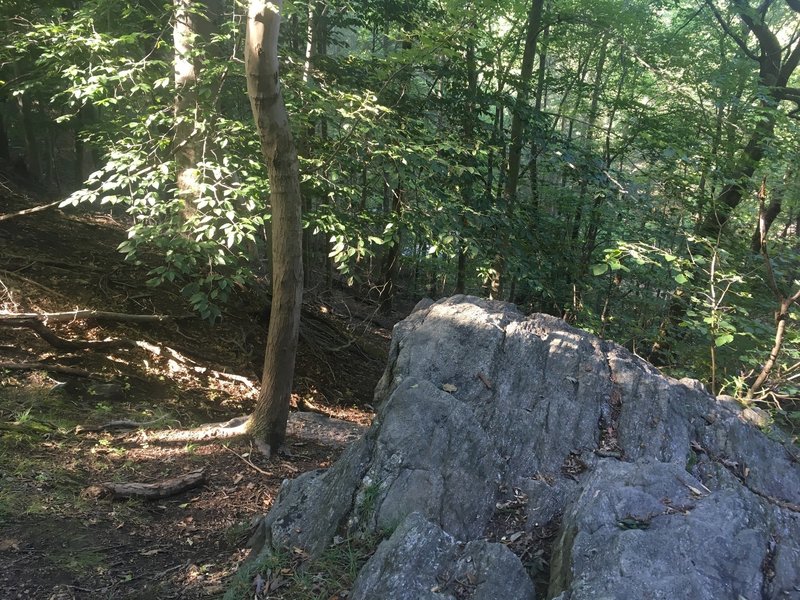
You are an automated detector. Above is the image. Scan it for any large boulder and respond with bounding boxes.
[248,296,800,599]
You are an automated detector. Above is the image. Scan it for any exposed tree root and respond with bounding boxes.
[0,361,96,378]
[8,318,135,350]
[136,411,366,449]
[82,469,206,501]
[0,309,192,353]
[74,418,166,434]
[140,415,251,443]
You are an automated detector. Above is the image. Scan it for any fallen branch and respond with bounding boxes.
[0,309,179,324]
[0,199,62,222]
[82,469,206,501]
[0,361,96,378]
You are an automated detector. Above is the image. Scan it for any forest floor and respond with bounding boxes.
[0,177,399,599]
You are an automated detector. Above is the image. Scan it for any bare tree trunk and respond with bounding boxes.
[490,0,545,298]
[173,0,221,219]
[747,178,800,400]
[245,0,304,456]
[456,28,479,295]
[0,101,10,162]
[13,62,40,180]
[378,173,402,314]
[529,22,549,211]
[503,0,544,205]
[174,0,201,218]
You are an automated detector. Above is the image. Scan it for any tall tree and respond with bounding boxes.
[490,0,545,298]
[173,0,221,219]
[699,0,800,236]
[245,0,304,456]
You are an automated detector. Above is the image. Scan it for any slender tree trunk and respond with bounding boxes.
[488,0,544,298]
[174,0,201,218]
[379,186,402,314]
[529,22,549,211]
[747,178,800,399]
[0,101,10,163]
[245,0,304,456]
[503,0,544,207]
[13,62,39,180]
[456,29,479,295]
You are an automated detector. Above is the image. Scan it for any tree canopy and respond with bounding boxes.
[2,0,800,405]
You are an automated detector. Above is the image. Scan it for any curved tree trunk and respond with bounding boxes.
[245,0,304,456]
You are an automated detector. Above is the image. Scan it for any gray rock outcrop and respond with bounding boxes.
[248,296,800,599]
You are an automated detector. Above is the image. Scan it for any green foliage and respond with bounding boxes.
[223,535,378,600]
[4,0,800,401]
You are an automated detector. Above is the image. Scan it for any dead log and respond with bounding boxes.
[82,469,206,501]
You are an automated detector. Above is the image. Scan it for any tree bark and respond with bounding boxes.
[245,0,304,456]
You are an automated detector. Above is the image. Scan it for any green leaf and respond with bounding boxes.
[591,263,609,276]
[714,333,734,347]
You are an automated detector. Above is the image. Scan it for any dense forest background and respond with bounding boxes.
[2,0,800,409]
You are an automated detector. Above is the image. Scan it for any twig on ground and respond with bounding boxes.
[221,442,271,475]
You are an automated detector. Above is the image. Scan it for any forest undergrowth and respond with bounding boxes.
[0,176,388,599]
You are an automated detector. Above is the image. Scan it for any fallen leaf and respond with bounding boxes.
[686,485,706,497]
[442,383,457,393]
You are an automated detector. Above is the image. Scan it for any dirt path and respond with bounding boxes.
[0,179,387,598]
